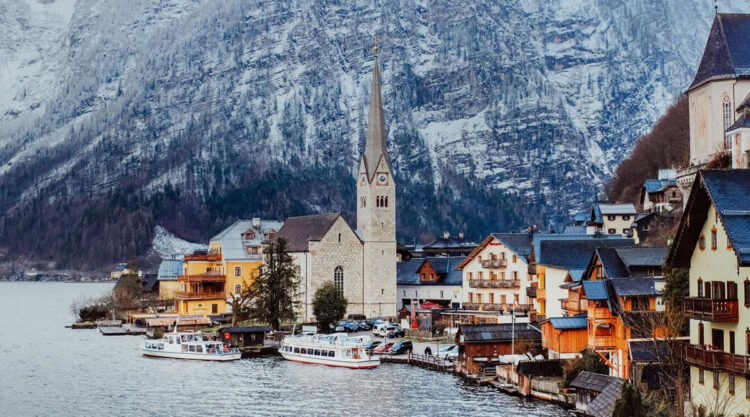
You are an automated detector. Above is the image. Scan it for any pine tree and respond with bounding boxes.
[246,237,300,331]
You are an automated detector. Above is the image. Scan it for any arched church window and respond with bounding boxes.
[723,95,733,147]
[334,266,344,295]
[338,233,341,243]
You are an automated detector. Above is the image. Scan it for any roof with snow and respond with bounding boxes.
[689,13,750,91]
[157,259,183,281]
[669,170,750,267]
[211,219,283,260]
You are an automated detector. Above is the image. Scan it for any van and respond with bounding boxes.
[373,323,390,336]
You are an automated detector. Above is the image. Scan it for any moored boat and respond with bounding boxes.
[141,331,240,361]
[279,333,380,369]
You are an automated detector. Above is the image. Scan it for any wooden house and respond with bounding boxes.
[540,316,588,359]
[217,326,271,348]
[456,323,541,376]
[569,371,624,417]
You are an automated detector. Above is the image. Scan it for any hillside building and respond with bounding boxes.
[277,54,397,320]
[586,202,637,237]
[668,170,750,412]
[396,256,463,310]
[640,169,682,213]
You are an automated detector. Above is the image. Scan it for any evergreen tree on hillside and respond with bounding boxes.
[246,237,300,331]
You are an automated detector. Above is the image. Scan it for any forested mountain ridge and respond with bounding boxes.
[0,0,742,267]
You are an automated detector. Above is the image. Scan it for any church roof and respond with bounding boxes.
[361,56,392,181]
[689,13,750,92]
[276,213,352,252]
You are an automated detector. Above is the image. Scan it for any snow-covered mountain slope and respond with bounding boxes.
[150,225,206,259]
[0,0,746,257]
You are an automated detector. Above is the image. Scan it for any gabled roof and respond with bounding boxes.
[574,212,589,223]
[562,225,587,235]
[396,256,464,285]
[531,233,625,263]
[569,371,621,393]
[610,278,659,297]
[456,233,533,270]
[423,235,477,250]
[548,316,587,330]
[459,323,541,343]
[643,179,677,194]
[277,213,354,252]
[537,239,634,270]
[582,280,610,300]
[615,247,667,268]
[668,170,750,267]
[689,13,750,92]
[211,219,283,260]
[592,202,637,223]
[586,377,625,417]
[594,247,629,279]
[157,259,183,281]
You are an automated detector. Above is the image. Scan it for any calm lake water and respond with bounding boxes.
[0,282,573,417]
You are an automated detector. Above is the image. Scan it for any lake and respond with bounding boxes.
[0,282,573,416]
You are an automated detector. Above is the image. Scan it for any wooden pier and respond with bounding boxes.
[380,353,456,373]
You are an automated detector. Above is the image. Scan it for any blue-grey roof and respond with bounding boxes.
[591,202,637,224]
[459,323,541,342]
[157,259,183,281]
[491,233,533,259]
[610,278,659,297]
[703,170,750,264]
[549,316,587,330]
[562,225,586,235]
[531,233,625,265]
[596,248,629,279]
[213,219,283,260]
[538,238,634,270]
[574,212,589,222]
[643,179,677,194]
[583,280,610,300]
[689,14,750,91]
[615,247,667,268]
[567,269,585,282]
[396,256,464,286]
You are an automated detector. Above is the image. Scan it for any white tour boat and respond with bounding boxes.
[141,331,241,361]
[279,333,380,369]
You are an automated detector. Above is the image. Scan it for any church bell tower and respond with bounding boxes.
[356,39,397,317]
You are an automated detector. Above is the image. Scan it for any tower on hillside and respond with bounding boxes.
[356,40,397,317]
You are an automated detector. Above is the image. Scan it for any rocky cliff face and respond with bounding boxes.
[0,0,742,264]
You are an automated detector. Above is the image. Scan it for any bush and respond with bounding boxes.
[78,303,109,322]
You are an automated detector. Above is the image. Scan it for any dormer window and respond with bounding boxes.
[243,230,256,240]
[267,230,276,239]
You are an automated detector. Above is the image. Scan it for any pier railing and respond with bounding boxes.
[380,352,455,372]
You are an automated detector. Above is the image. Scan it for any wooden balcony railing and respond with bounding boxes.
[591,336,617,349]
[526,286,537,298]
[176,290,226,300]
[684,343,750,374]
[178,273,226,282]
[561,299,583,314]
[528,264,537,275]
[468,279,520,289]
[684,297,739,322]
[590,307,613,320]
[184,252,222,261]
[481,259,507,268]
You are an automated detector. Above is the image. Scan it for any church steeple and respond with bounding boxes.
[362,50,392,181]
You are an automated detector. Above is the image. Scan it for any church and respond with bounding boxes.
[277,50,397,320]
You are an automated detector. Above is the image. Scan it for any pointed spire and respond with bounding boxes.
[362,43,391,180]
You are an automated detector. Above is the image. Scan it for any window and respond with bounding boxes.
[234,266,241,277]
[711,227,717,250]
[489,293,495,303]
[513,271,518,280]
[338,233,341,243]
[468,292,473,303]
[608,228,616,234]
[212,304,218,314]
[512,255,517,263]
[730,331,735,354]
[713,371,720,389]
[698,278,703,297]
[468,272,472,280]
[746,280,750,306]
[723,95,733,147]
[334,266,344,295]
[623,215,631,221]
[234,284,241,296]
[699,233,706,250]
[699,322,704,346]
[440,290,444,298]
[403,290,406,297]
[699,368,704,384]
[622,228,629,235]
[608,215,616,221]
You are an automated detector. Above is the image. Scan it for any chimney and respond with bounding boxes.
[458,231,464,240]
[252,218,261,228]
[443,231,450,239]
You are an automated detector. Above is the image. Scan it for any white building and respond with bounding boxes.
[396,256,463,310]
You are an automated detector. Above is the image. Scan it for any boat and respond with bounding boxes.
[141,331,241,361]
[279,333,380,369]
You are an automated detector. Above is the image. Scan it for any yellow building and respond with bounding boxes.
[668,170,750,415]
[157,259,183,300]
[175,219,283,316]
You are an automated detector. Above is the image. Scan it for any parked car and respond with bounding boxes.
[388,340,413,355]
[386,327,405,338]
[439,345,459,361]
[356,321,370,331]
[436,344,456,357]
[373,323,391,336]
[373,342,394,354]
[347,314,366,321]
[335,321,358,333]
[364,340,382,354]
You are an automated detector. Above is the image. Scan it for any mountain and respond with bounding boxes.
[0,0,743,267]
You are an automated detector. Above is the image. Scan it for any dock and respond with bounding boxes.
[98,325,147,336]
[380,353,455,373]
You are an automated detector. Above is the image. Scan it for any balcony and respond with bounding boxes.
[468,279,520,289]
[462,303,504,311]
[184,252,222,262]
[176,290,226,300]
[685,344,750,374]
[526,286,537,298]
[178,272,226,282]
[561,299,583,314]
[528,264,537,275]
[684,297,739,322]
[481,259,507,269]
[591,335,618,350]
[589,307,613,320]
